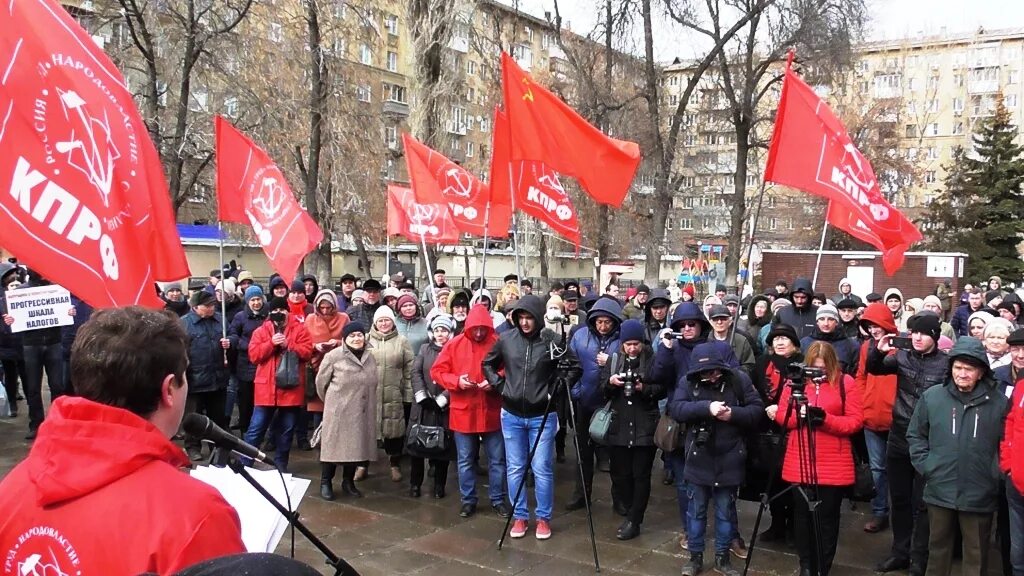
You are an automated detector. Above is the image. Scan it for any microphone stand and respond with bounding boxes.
[210,448,359,576]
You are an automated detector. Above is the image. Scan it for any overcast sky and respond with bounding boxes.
[509,0,1023,61]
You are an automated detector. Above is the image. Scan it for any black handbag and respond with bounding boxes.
[406,423,448,457]
[275,349,301,390]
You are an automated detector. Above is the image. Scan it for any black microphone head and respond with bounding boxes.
[182,413,213,437]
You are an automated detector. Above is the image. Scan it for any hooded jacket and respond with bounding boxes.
[831,278,864,308]
[668,343,763,486]
[0,397,245,574]
[570,298,623,412]
[649,303,739,409]
[248,313,314,407]
[775,278,818,340]
[471,289,506,328]
[800,328,860,377]
[432,304,503,433]
[856,303,899,431]
[482,295,581,418]
[445,287,473,334]
[227,294,267,382]
[884,287,907,332]
[301,274,319,304]
[908,337,1007,513]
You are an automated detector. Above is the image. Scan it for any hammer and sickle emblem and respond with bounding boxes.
[521,78,534,102]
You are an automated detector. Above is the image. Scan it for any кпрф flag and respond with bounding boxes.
[0,0,190,308]
[215,116,323,285]
[764,53,922,275]
[500,52,641,208]
[386,184,460,244]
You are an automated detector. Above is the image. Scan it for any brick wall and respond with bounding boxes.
[760,251,967,301]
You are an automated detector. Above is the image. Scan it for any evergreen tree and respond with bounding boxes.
[921,96,1024,280]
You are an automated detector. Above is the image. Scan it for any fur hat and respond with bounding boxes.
[190,290,216,308]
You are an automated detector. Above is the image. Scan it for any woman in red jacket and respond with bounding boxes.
[245,297,314,472]
[767,341,864,576]
[856,302,899,533]
[1001,379,1024,576]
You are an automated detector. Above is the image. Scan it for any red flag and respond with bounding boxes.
[491,110,580,244]
[387,184,460,243]
[401,133,510,238]
[501,52,641,208]
[764,54,921,275]
[0,0,189,308]
[215,116,323,285]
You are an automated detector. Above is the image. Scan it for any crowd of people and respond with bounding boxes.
[4,262,1024,576]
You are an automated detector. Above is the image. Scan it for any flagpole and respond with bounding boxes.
[812,202,830,290]
[479,201,491,291]
[386,234,392,278]
[218,222,228,367]
[419,232,438,306]
[507,163,522,284]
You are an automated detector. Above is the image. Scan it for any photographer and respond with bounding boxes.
[767,341,864,576]
[599,319,665,541]
[670,342,763,576]
[482,294,581,540]
[868,312,949,575]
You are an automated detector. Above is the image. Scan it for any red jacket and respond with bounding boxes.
[0,397,244,575]
[856,303,898,431]
[1001,383,1024,494]
[249,316,314,407]
[775,373,864,486]
[431,305,503,433]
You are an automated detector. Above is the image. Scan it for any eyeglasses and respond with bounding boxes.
[710,317,730,322]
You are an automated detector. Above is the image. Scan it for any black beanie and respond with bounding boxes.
[767,323,801,348]
[907,312,941,341]
[268,297,289,311]
[343,321,367,338]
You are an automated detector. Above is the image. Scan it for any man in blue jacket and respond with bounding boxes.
[566,298,622,512]
[670,343,763,576]
[181,290,231,461]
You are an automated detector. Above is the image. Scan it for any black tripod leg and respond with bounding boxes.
[564,387,600,572]
[498,406,553,550]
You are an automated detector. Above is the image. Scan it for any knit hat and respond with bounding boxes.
[771,298,792,314]
[429,313,456,332]
[816,304,839,322]
[922,295,943,310]
[190,290,216,307]
[1007,328,1024,346]
[164,282,183,293]
[243,285,264,301]
[289,280,305,293]
[619,319,645,343]
[236,270,254,284]
[268,297,288,311]
[768,323,801,348]
[907,312,941,341]
[343,321,367,339]
[722,294,741,306]
[682,284,695,298]
[373,305,396,323]
[396,293,418,310]
[967,310,995,328]
[435,286,452,299]
[351,289,366,302]
[382,287,402,301]
[546,295,565,313]
[636,284,651,295]
[216,278,237,296]
[938,336,954,352]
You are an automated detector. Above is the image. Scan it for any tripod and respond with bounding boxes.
[496,325,600,572]
[742,383,828,576]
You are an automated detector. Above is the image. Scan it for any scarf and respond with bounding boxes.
[306,310,347,344]
[347,344,365,360]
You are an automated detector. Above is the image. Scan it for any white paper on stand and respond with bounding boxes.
[190,465,311,553]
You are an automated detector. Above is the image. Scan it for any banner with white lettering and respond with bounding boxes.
[6,284,73,333]
[514,161,580,245]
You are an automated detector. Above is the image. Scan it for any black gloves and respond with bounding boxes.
[806,406,827,427]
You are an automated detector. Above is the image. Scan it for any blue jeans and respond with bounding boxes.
[687,484,736,554]
[1008,479,1024,576]
[244,406,299,472]
[501,409,556,521]
[667,451,690,530]
[23,343,64,431]
[865,429,890,517]
[454,431,506,506]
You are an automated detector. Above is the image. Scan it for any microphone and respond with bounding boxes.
[182,413,275,467]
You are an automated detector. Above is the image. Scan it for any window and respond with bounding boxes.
[682,176,696,188]
[953,73,964,87]
[450,138,460,152]
[156,80,168,107]
[333,1,346,19]
[356,84,371,102]
[927,75,939,90]
[669,95,678,106]
[541,33,552,49]
[383,83,407,103]
[953,97,964,112]
[386,51,398,72]
[666,218,674,230]
[466,115,475,131]
[678,218,692,230]
[682,196,695,208]
[907,101,916,114]
[927,99,938,113]
[188,88,207,112]
[952,121,964,135]
[704,133,717,145]
[1009,70,1020,84]
[359,44,372,65]
[684,133,697,146]
[926,122,939,136]
[924,170,937,184]
[858,80,869,95]
[385,14,399,35]
[684,112,697,125]
[512,44,533,68]
[467,60,476,75]
[905,124,917,138]
[907,78,916,91]
[269,22,282,42]
[702,217,711,229]
[927,146,939,159]
[670,75,679,86]
[479,11,489,26]
[467,86,476,103]
[1007,94,1019,108]
[746,173,758,187]
[768,217,778,231]
[466,142,474,157]
[479,117,490,132]
[906,147,918,159]
[223,96,238,118]
[384,126,397,148]
[524,26,533,42]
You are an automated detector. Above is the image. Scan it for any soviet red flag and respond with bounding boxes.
[491,109,580,245]
[501,52,641,208]
[0,0,190,308]
[401,133,510,238]
[387,184,460,243]
[764,54,922,274]
[215,116,323,285]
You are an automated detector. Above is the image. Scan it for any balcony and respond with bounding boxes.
[447,35,469,54]
[383,100,410,117]
[446,121,467,136]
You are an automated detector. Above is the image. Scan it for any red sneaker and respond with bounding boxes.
[510,519,528,538]
[535,519,551,540]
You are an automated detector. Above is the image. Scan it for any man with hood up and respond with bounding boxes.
[885,288,908,332]
[566,297,623,513]
[0,307,246,574]
[483,295,581,540]
[301,274,320,305]
[471,289,506,328]
[775,278,818,340]
[432,304,511,519]
[908,337,1008,576]
[832,278,864,307]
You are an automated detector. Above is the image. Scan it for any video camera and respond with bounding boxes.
[545,311,572,326]
[784,362,827,395]
[662,331,686,341]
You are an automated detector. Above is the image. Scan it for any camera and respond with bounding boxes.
[619,369,640,397]
[545,311,571,325]
[785,363,826,397]
[694,421,712,446]
[662,331,686,340]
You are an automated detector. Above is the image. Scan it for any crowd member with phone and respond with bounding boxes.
[304,290,349,447]
[867,312,949,576]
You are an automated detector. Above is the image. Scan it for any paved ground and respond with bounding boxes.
[0,407,1003,576]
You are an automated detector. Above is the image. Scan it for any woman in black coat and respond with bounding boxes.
[599,319,665,541]
[406,313,456,498]
[227,286,267,437]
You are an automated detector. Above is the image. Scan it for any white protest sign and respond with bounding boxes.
[6,285,74,333]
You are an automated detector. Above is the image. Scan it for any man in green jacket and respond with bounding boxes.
[907,336,1008,576]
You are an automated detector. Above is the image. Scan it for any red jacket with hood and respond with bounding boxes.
[431,304,502,433]
[0,397,244,575]
[855,303,899,431]
[1001,383,1024,494]
[249,315,314,407]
